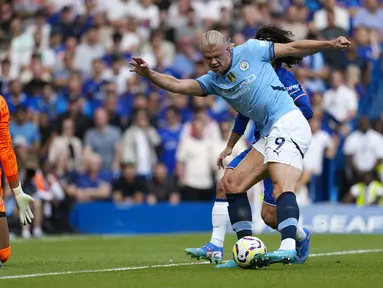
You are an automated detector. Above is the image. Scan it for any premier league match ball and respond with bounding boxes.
[232,236,267,268]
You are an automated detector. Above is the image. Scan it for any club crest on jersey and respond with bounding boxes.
[227,72,236,83]
[240,61,249,71]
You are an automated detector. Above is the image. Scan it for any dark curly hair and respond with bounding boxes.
[254,25,303,67]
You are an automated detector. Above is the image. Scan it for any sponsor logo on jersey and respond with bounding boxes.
[286,84,300,94]
[221,74,256,96]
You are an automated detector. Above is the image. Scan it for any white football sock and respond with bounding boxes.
[210,201,230,248]
[296,226,307,242]
[280,238,296,250]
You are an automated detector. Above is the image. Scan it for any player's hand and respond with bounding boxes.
[217,146,233,170]
[332,36,351,50]
[129,57,151,77]
[15,190,34,225]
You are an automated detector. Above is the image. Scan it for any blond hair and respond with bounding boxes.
[201,30,235,50]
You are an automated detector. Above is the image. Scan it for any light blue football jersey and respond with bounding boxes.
[196,39,298,137]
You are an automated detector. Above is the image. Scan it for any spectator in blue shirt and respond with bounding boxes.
[10,106,41,153]
[158,107,183,175]
[354,0,383,32]
[5,80,32,114]
[68,153,111,203]
[83,58,107,113]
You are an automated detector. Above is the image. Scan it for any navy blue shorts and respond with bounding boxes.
[227,147,276,206]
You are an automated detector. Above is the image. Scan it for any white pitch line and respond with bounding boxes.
[1,248,382,280]
[309,249,383,257]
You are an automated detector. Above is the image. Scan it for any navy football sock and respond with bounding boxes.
[227,193,252,240]
[276,192,299,250]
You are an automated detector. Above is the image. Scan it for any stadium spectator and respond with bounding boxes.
[73,26,105,75]
[55,94,92,140]
[67,153,111,202]
[9,17,35,73]
[299,116,338,202]
[353,0,383,31]
[180,108,221,142]
[48,118,83,172]
[105,18,140,54]
[82,58,106,105]
[130,0,160,32]
[112,163,145,204]
[241,4,264,39]
[353,26,374,69]
[280,4,308,40]
[313,0,350,31]
[320,9,348,69]
[168,0,195,29]
[0,59,17,95]
[102,54,133,95]
[25,9,51,49]
[146,163,180,204]
[122,108,161,178]
[344,171,383,206]
[5,80,30,114]
[158,106,183,175]
[20,53,51,98]
[10,106,40,153]
[102,86,126,130]
[29,29,56,72]
[53,51,76,89]
[140,29,176,69]
[175,7,203,42]
[37,83,64,120]
[176,117,216,201]
[343,116,383,181]
[322,70,358,131]
[84,108,122,174]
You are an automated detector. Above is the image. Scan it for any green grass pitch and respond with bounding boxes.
[0,234,383,287]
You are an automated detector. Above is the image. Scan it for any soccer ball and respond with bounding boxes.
[232,236,267,268]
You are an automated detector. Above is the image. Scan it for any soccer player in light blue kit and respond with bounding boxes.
[129,29,350,267]
[185,26,313,268]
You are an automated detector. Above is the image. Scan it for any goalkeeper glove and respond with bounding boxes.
[13,185,35,225]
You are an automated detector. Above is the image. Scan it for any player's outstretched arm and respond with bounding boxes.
[274,36,351,58]
[129,57,206,96]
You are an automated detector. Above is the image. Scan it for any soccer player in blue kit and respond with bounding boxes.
[185,26,313,268]
[129,27,350,267]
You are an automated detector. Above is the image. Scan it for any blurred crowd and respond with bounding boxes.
[1,0,383,236]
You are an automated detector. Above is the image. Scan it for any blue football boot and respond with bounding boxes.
[185,243,224,264]
[216,258,270,269]
[215,259,238,268]
[295,228,311,264]
[253,249,297,266]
